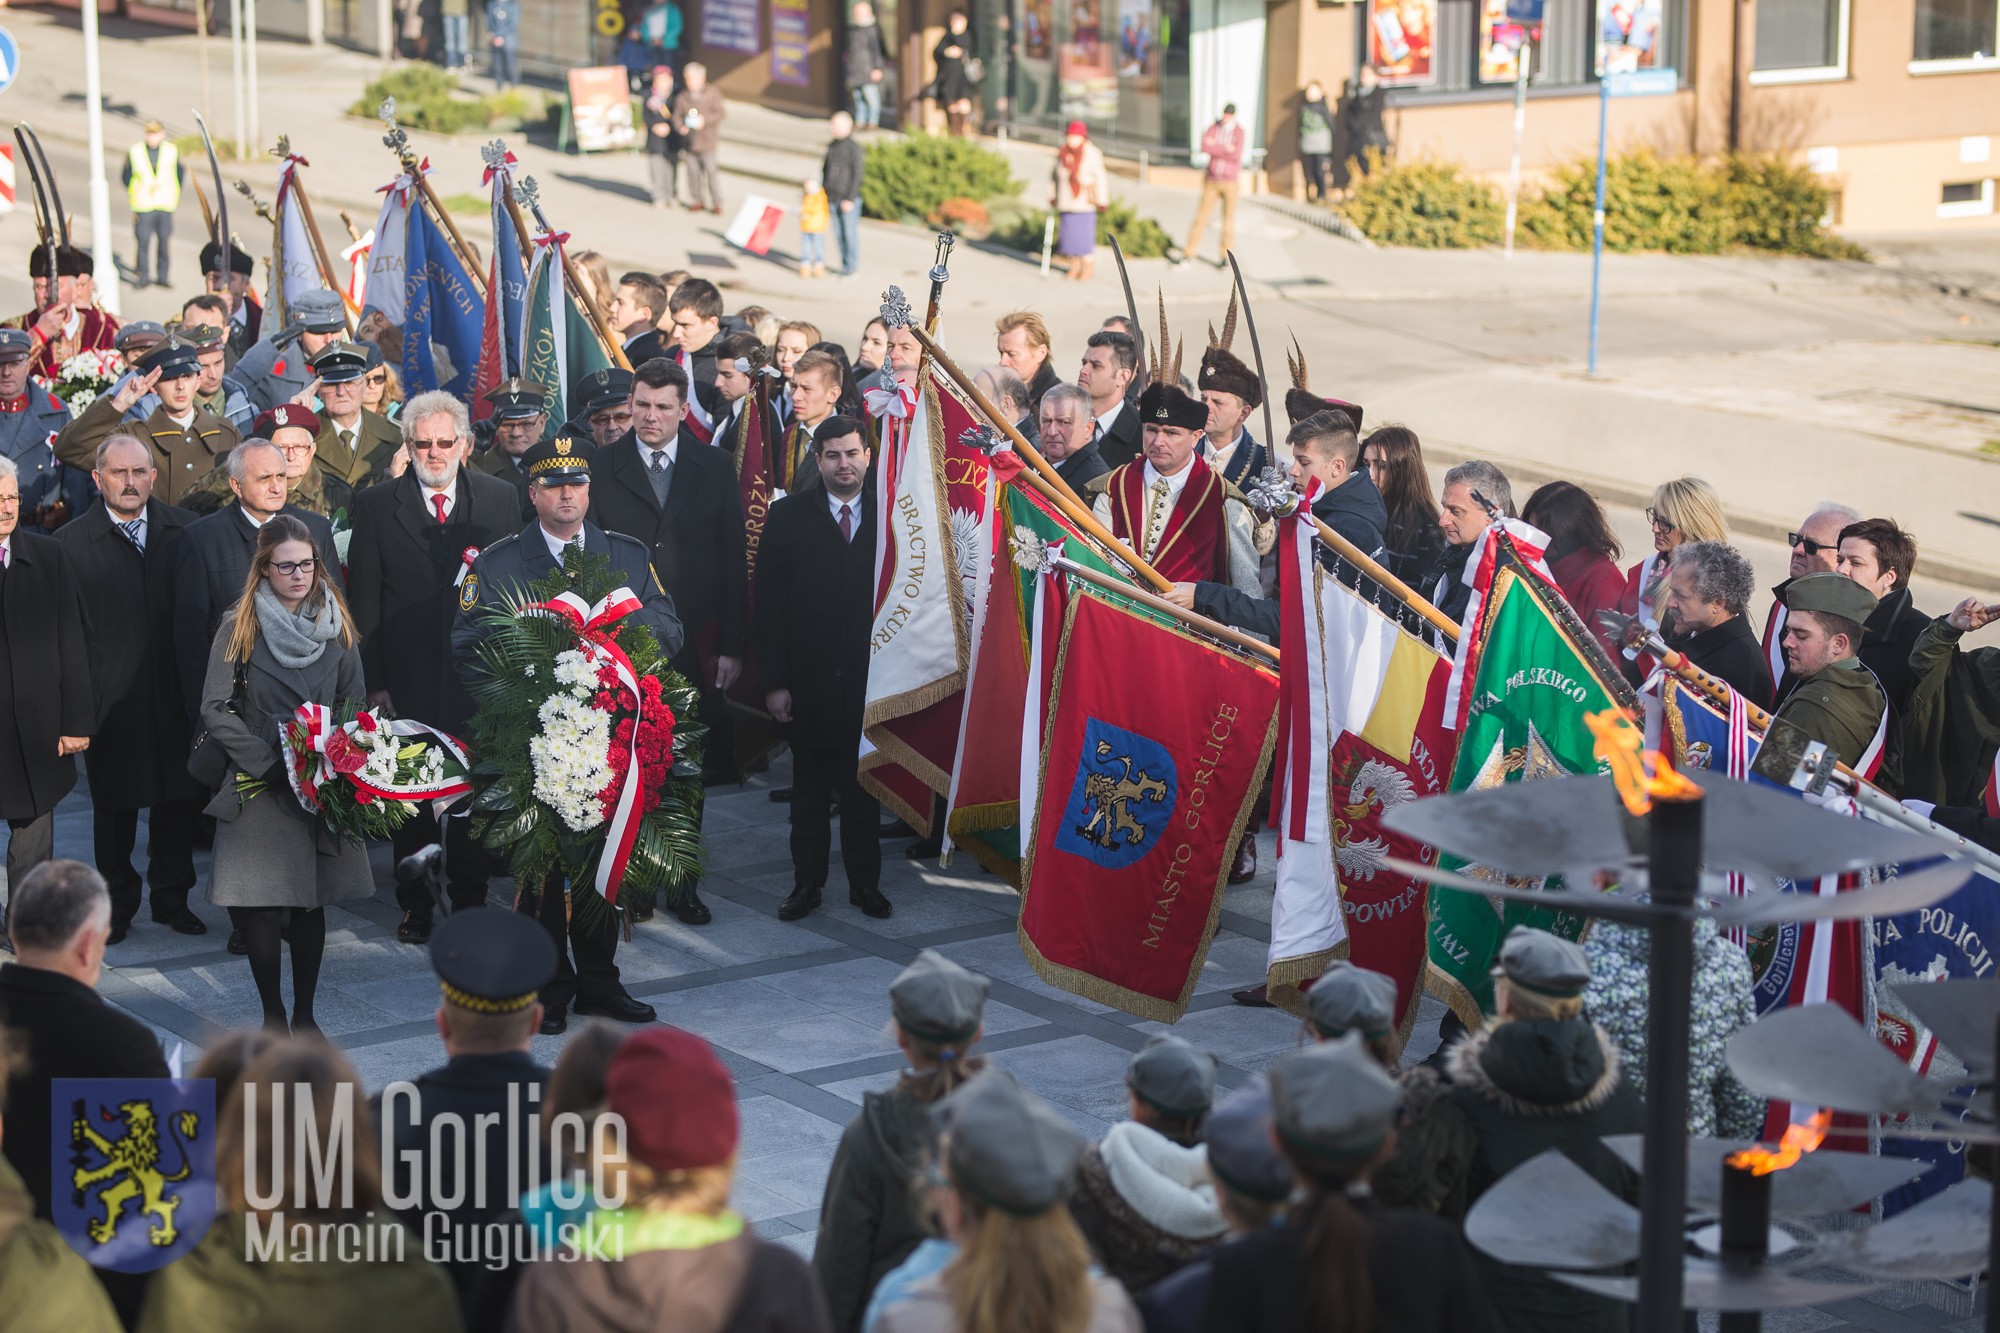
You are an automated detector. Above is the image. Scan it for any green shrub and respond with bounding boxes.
[986,198,1174,259]
[349,67,549,135]
[861,134,1018,224]
[1722,154,1865,259]
[1340,153,1505,249]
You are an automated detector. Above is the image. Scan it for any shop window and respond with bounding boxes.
[1366,0,1684,96]
[1913,0,1999,66]
[1751,0,1848,81]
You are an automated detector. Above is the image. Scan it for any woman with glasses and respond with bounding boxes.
[1360,425,1445,587]
[1619,476,1727,643]
[197,514,370,1034]
[361,361,405,421]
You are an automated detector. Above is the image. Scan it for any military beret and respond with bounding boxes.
[606,1027,740,1172]
[522,435,591,484]
[0,329,30,363]
[1202,1076,1293,1203]
[1305,963,1399,1041]
[1126,1034,1216,1120]
[290,289,347,333]
[1782,572,1878,628]
[136,337,202,381]
[254,403,323,438]
[1198,345,1262,409]
[1269,1033,1402,1159]
[1493,926,1592,999]
[1138,381,1208,432]
[429,907,556,1014]
[936,1070,1084,1215]
[306,340,371,384]
[487,376,551,421]
[114,321,168,353]
[200,239,256,277]
[574,367,635,417]
[890,949,991,1044]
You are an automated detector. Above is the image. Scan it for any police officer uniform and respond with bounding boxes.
[0,328,83,526]
[1770,572,1889,773]
[473,377,564,522]
[308,341,400,493]
[450,437,681,1034]
[55,337,241,508]
[379,909,555,1304]
[224,288,345,417]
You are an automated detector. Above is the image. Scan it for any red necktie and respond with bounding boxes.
[432,494,448,524]
[839,503,853,543]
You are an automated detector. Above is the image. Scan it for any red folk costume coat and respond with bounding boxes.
[1104,455,1230,585]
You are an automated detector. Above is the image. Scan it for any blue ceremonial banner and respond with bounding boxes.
[403,201,484,399]
[53,1078,217,1272]
[490,192,528,379]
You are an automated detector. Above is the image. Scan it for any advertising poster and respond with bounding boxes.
[1479,0,1541,82]
[1368,0,1437,86]
[1116,0,1158,85]
[701,0,762,54]
[1595,0,1664,74]
[1059,0,1119,118]
[565,66,638,153]
[770,0,811,85]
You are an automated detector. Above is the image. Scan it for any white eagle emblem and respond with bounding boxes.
[1332,759,1419,882]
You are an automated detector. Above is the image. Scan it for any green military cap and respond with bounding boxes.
[175,321,227,351]
[936,1070,1085,1215]
[1305,962,1398,1041]
[1126,1034,1216,1120]
[890,948,991,1044]
[1782,572,1878,626]
[486,375,551,421]
[1492,926,1592,999]
[306,339,372,385]
[1269,1033,1401,1160]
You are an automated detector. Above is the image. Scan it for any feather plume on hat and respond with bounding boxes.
[1283,332,1363,432]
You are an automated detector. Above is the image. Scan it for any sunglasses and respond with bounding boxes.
[1787,532,1835,555]
[270,559,317,576]
[409,437,459,453]
[1645,507,1677,532]
[365,372,388,385]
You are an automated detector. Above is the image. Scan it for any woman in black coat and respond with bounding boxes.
[931,11,977,137]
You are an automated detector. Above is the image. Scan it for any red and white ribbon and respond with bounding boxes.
[525,587,650,907]
[455,546,480,589]
[285,705,472,812]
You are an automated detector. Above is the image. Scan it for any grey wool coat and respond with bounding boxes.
[197,611,376,909]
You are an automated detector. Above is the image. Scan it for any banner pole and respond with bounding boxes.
[286,168,358,334]
[1052,554,1278,664]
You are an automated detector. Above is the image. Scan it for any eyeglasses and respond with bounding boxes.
[409,438,459,453]
[1645,507,1678,532]
[365,372,388,385]
[1787,532,1835,555]
[278,443,314,456]
[270,559,317,576]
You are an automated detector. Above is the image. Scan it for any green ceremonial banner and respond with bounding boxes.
[1424,559,1625,1026]
[521,247,609,433]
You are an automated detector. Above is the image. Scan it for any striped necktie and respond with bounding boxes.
[119,518,145,552]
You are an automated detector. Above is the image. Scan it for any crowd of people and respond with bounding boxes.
[0,211,1996,1333]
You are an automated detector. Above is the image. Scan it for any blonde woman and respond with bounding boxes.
[875,1070,1139,1333]
[1620,475,1726,637]
[506,1027,833,1331]
[570,249,616,329]
[362,360,405,420]
[198,514,371,1034]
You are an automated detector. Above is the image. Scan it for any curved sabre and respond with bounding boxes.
[192,112,231,288]
[12,126,58,298]
[17,125,69,246]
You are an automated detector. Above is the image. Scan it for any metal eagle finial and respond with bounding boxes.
[879,285,914,330]
[1243,466,1302,519]
[480,139,510,169]
[514,176,541,211]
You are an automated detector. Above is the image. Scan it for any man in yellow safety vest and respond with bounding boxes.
[122,120,184,289]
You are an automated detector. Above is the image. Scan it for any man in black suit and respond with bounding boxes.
[0,458,93,902]
[773,348,843,495]
[0,860,168,1325]
[1664,540,1775,709]
[348,391,525,943]
[758,417,889,922]
[56,434,205,942]
[976,364,1040,448]
[665,278,727,436]
[587,357,747,926]
[608,271,673,367]
[172,440,341,729]
[1078,330,1142,469]
[1036,383,1110,494]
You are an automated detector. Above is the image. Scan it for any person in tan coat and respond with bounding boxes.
[57,338,240,508]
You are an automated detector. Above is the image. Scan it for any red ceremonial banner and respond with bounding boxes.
[1019,588,1280,1021]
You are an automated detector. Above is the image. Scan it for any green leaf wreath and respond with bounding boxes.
[462,545,707,927]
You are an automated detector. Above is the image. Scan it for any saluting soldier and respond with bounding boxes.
[451,436,681,1036]
[56,336,241,508]
[307,340,400,496]
[473,377,561,521]
[379,908,555,1303]
[0,329,83,530]
[223,288,346,417]
[1771,571,1890,774]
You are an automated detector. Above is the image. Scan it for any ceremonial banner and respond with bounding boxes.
[473,154,530,421]
[365,175,412,325]
[1019,583,1280,1020]
[1271,510,1454,1027]
[270,156,321,330]
[403,200,484,399]
[857,366,994,832]
[946,475,1129,882]
[1427,551,1624,1024]
[520,236,609,431]
[340,227,373,312]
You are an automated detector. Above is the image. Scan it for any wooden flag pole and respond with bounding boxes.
[503,170,631,373]
[1053,554,1279,664]
[900,319,1173,595]
[1294,504,1461,645]
[286,170,358,335]
[376,109,489,299]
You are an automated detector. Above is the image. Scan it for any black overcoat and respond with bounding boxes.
[588,433,748,662]
[755,489,875,749]
[0,532,93,819]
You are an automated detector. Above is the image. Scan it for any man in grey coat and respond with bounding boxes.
[224,289,348,417]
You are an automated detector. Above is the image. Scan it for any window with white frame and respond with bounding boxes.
[1914,0,1998,66]
[1753,0,1849,79]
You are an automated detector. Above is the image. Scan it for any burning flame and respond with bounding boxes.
[1586,709,1702,816]
[1725,1110,1832,1176]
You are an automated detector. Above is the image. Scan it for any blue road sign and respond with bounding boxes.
[1603,67,1678,96]
[0,29,18,96]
